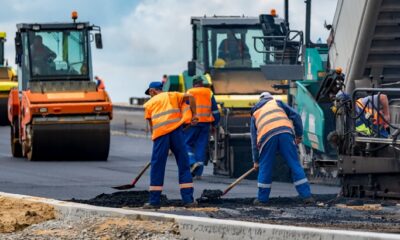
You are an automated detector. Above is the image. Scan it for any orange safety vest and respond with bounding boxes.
[186,87,214,123]
[356,98,385,126]
[181,102,192,125]
[144,92,186,140]
[253,99,293,144]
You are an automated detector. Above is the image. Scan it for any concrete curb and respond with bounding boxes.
[0,192,399,240]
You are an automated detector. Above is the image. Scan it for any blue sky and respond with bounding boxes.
[0,0,337,102]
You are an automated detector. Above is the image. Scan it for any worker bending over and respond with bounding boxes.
[355,94,390,137]
[185,76,220,178]
[143,82,198,209]
[250,92,313,205]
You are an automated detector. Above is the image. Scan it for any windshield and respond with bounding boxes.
[207,27,265,69]
[28,30,88,79]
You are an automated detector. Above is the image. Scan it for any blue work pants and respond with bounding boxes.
[184,123,210,176]
[149,126,194,205]
[257,133,311,202]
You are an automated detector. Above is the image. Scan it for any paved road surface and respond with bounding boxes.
[0,125,339,201]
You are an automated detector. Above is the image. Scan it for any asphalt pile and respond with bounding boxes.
[72,191,400,233]
[72,190,167,208]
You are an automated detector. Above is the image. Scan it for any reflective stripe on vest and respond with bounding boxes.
[187,87,214,123]
[356,98,384,125]
[152,108,180,120]
[253,99,293,144]
[144,92,184,140]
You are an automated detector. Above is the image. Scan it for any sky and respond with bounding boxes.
[0,0,337,102]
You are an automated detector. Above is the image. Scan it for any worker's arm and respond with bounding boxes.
[146,119,153,133]
[183,93,198,125]
[379,94,390,122]
[45,46,57,59]
[211,95,220,126]
[144,106,153,133]
[277,100,303,141]
[250,116,259,168]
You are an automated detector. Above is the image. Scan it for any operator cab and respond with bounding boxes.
[189,14,303,95]
[191,16,273,72]
[15,21,102,91]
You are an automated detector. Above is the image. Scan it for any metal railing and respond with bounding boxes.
[253,30,303,65]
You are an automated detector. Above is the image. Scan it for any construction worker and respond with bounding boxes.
[250,92,313,205]
[355,94,390,137]
[143,81,198,209]
[30,35,57,75]
[185,76,220,179]
[218,31,251,67]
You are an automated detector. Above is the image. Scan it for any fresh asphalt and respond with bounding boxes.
[0,117,339,201]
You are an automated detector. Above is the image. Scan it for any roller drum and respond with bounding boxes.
[28,122,110,161]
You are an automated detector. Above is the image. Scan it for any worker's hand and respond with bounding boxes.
[295,137,303,145]
[191,115,199,125]
[253,162,259,171]
[384,113,390,123]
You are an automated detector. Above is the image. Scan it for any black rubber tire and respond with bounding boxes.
[229,141,257,180]
[10,120,23,158]
[272,154,292,183]
[0,98,9,126]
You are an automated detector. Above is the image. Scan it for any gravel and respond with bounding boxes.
[2,216,182,240]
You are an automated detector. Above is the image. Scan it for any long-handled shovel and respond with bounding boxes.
[200,167,256,200]
[112,162,151,190]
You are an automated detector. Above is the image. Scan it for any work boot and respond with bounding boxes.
[190,163,201,177]
[143,203,161,210]
[184,200,198,208]
[303,197,316,205]
[253,199,268,206]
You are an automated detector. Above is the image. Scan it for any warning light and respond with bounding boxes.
[72,11,78,22]
[270,9,277,17]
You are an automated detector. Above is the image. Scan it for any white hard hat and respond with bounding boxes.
[260,92,272,99]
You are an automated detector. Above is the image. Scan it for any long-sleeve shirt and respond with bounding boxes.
[250,98,303,162]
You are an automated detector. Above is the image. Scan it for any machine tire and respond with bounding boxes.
[10,120,23,158]
[228,142,257,180]
[0,98,9,126]
[26,130,36,161]
[0,114,9,126]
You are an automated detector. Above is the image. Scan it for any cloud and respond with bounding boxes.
[96,0,337,102]
[0,0,337,102]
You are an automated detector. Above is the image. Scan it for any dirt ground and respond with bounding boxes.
[0,196,55,233]
[74,191,400,234]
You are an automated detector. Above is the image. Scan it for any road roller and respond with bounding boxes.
[0,32,18,125]
[8,12,112,161]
